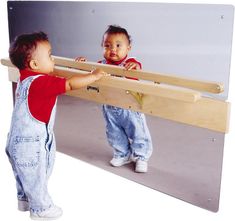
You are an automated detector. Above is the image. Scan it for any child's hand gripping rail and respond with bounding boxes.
[1,56,230,133]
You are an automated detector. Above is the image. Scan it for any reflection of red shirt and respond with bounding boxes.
[98,56,141,80]
[20,70,66,123]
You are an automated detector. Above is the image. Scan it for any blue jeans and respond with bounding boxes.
[6,131,56,212]
[5,76,56,212]
[102,105,153,161]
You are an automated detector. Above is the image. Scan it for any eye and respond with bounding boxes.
[117,44,121,48]
[104,44,110,48]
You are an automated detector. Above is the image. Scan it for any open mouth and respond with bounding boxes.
[110,53,116,57]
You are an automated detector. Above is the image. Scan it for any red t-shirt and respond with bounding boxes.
[20,70,66,123]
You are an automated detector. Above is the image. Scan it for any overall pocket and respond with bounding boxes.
[12,136,40,168]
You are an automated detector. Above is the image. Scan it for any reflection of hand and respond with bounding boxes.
[91,68,110,80]
[75,56,87,62]
[124,61,140,70]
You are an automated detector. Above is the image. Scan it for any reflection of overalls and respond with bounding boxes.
[100,59,153,161]
[6,76,56,213]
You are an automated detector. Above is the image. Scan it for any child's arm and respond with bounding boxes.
[65,68,107,91]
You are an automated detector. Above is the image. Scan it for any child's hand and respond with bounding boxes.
[91,68,109,80]
[75,56,87,62]
[124,61,141,70]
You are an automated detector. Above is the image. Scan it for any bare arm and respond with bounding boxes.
[65,68,107,91]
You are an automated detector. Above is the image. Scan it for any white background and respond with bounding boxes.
[0,0,234,220]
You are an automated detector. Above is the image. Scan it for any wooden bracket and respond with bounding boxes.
[127,91,144,107]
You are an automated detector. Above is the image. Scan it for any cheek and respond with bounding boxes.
[104,49,109,53]
[48,59,54,65]
[50,62,55,70]
[104,51,110,57]
[45,60,54,71]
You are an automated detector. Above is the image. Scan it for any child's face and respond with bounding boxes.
[102,33,131,62]
[30,41,54,73]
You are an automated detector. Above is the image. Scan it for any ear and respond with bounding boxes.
[128,44,132,52]
[29,59,39,70]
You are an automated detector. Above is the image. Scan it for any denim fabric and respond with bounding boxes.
[6,76,57,212]
[100,58,153,161]
[102,105,152,161]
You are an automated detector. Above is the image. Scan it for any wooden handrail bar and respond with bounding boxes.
[53,55,224,94]
[1,58,201,102]
[1,56,230,133]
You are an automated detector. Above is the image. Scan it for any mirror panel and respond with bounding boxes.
[7,1,234,211]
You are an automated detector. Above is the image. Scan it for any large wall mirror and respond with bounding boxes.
[7,1,234,212]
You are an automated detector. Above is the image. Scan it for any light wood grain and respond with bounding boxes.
[3,64,230,133]
[1,58,201,102]
[53,55,224,94]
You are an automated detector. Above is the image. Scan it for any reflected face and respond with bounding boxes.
[31,41,55,73]
[102,33,131,62]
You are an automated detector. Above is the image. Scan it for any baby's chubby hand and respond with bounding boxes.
[74,56,110,80]
[124,61,141,70]
[91,68,110,80]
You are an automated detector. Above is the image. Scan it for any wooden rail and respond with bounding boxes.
[0,57,230,133]
[1,57,201,103]
[53,55,224,94]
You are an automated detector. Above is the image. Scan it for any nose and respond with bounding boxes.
[110,45,116,51]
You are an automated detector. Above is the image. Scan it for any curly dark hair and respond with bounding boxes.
[9,31,49,70]
[102,25,131,46]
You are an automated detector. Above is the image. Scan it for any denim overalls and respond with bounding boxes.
[101,59,153,161]
[6,75,56,213]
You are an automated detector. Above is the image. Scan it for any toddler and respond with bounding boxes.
[77,25,153,173]
[5,31,106,220]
